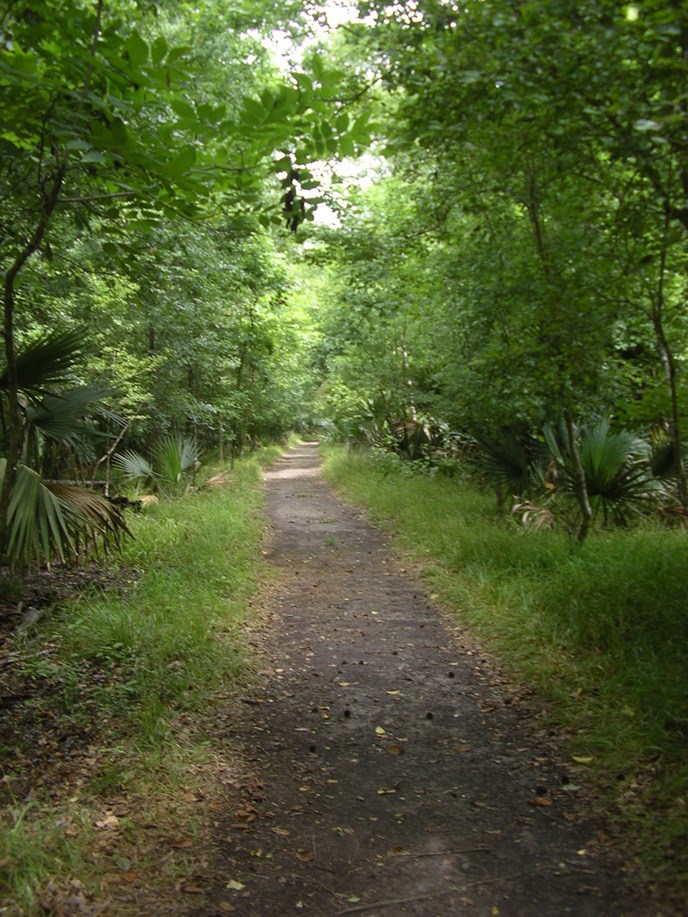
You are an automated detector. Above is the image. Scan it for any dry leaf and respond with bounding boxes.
[95,814,120,830]
[375,726,386,735]
[529,796,553,807]
[296,849,314,862]
[225,879,245,891]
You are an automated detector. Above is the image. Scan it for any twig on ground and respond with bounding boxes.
[338,893,440,914]
[398,846,489,859]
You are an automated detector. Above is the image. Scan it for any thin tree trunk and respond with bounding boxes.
[565,412,592,543]
[218,419,224,463]
[651,216,687,506]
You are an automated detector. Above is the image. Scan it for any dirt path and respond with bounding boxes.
[201,443,656,916]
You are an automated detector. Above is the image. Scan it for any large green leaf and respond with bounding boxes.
[0,459,129,565]
[25,385,113,442]
[545,418,659,525]
[112,450,155,482]
[155,435,200,484]
[0,328,84,395]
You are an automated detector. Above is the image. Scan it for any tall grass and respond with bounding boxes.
[2,447,280,912]
[323,446,688,895]
[46,454,272,736]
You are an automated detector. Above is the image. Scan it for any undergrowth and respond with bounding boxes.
[322,445,688,901]
[0,446,281,914]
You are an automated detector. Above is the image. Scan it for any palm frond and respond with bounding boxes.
[0,328,84,395]
[49,483,131,550]
[25,385,113,443]
[112,450,155,482]
[471,428,545,495]
[3,461,76,563]
[155,436,200,484]
[0,459,130,565]
[545,417,659,525]
[512,497,557,531]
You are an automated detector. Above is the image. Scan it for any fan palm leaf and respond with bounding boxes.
[24,385,113,443]
[155,435,200,484]
[471,428,546,500]
[0,459,130,565]
[545,418,659,525]
[112,450,155,482]
[0,328,84,396]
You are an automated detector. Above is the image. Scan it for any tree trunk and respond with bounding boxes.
[565,412,593,543]
[651,217,687,507]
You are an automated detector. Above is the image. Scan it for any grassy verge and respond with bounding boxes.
[1,446,282,914]
[322,446,688,901]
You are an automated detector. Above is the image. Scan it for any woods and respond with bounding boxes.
[1,0,688,911]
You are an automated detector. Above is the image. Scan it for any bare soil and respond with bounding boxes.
[199,443,665,916]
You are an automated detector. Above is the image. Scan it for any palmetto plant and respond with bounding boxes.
[470,427,548,512]
[0,328,130,566]
[0,461,129,563]
[544,418,659,525]
[114,435,201,493]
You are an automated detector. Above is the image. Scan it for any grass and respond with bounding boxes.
[0,445,282,914]
[322,445,688,901]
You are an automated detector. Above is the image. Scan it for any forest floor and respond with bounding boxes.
[195,442,667,917]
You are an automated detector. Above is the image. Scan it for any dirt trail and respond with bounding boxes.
[201,443,656,916]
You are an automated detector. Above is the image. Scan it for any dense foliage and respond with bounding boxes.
[308,0,688,537]
[0,0,370,562]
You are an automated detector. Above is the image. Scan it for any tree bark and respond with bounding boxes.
[651,218,687,506]
[565,412,593,543]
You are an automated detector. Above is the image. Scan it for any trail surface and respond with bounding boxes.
[202,443,655,916]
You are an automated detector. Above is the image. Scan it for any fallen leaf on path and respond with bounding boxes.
[217,902,235,913]
[572,756,594,764]
[454,745,471,753]
[386,690,400,696]
[180,884,204,894]
[225,879,245,891]
[120,872,138,884]
[95,814,120,830]
[375,726,386,735]
[171,838,193,849]
[296,849,314,862]
[529,796,553,807]
[377,787,397,795]
[386,745,405,755]
[271,827,290,837]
